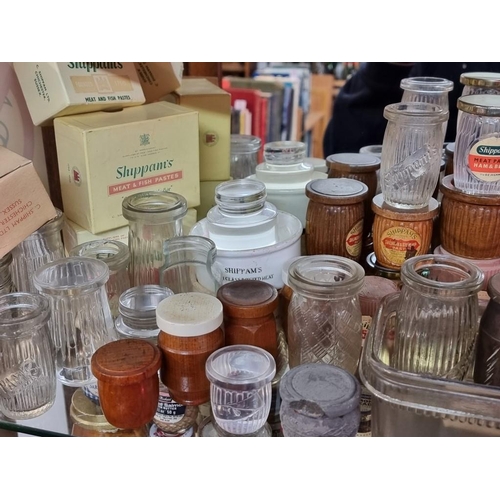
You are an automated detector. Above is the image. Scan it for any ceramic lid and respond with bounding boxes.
[326,153,381,174]
[306,178,369,205]
[371,193,439,221]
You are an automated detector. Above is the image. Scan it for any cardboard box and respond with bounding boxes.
[0,146,57,258]
[134,63,184,103]
[54,101,200,234]
[63,208,198,253]
[196,180,230,221]
[164,79,230,181]
[13,62,146,126]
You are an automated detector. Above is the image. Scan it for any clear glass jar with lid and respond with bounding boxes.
[230,134,262,179]
[460,72,500,96]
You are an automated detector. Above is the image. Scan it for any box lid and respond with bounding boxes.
[173,78,229,97]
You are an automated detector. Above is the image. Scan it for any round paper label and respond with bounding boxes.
[468,138,500,182]
[380,226,422,266]
[346,219,363,257]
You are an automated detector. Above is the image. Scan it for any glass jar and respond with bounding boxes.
[365,252,402,286]
[160,235,222,295]
[33,257,117,387]
[392,254,483,379]
[115,285,173,344]
[287,255,365,374]
[279,363,361,437]
[0,292,56,420]
[11,208,64,294]
[444,142,455,177]
[230,134,262,179]
[380,102,448,209]
[198,416,272,437]
[122,191,187,286]
[460,72,500,96]
[454,95,500,195]
[69,239,131,319]
[0,253,14,296]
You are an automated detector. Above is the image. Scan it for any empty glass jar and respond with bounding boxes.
[122,191,187,287]
[0,293,56,419]
[230,134,262,179]
[33,257,117,387]
[460,72,500,96]
[380,102,448,209]
[0,253,14,296]
[11,208,64,294]
[287,255,365,374]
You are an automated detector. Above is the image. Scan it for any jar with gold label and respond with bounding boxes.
[372,194,439,270]
[305,178,368,262]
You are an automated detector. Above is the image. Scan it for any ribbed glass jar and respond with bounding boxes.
[287,255,364,374]
[11,209,64,294]
[230,134,262,179]
[122,191,187,287]
[0,253,15,296]
[460,72,500,96]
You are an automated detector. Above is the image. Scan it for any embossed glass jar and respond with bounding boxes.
[0,253,15,296]
[460,72,500,96]
[230,134,262,179]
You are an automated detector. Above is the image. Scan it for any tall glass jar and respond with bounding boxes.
[160,235,221,295]
[380,102,448,209]
[69,240,131,319]
[33,257,117,387]
[460,72,500,96]
[0,253,14,296]
[230,134,262,179]
[11,208,64,294]
[287,255,365,374]
[122,191,187,287]
[392,254,483,380]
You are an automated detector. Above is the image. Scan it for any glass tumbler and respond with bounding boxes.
[287,255,364,374]
[33,257,117,387]
[11,208,64,293]
[380,103,448,209]
[122,191,187,287]
[392,254,484,379]
[160,235,222,295]
[69,239,131,319]
[230,134,262,179]
[0,253,15,296]
[0,293,56,419]
[205,345,276,436]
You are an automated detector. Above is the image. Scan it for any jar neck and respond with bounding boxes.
[0,293,50,336]
[163,236,216,267]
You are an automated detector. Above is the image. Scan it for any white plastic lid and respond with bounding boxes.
[156,292,223,337]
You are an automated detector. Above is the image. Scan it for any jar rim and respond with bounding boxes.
[118,285,173,325]
[122,191,187,224]
[69,239,130,272]
[231,134,262,153]
[28,209,64,238]
[0,292,50,335]
[400,76,454,93]
[460,72,500,89]
[457,94,500,116]
[384,102,449,123]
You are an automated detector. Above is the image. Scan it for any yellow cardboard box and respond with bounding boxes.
[14,62,146,126]
[54,101,200,234]
[134,62,184,103]
[164,78,230,181]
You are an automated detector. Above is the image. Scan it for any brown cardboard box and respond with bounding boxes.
[0,146,57,258]
[164,79,230,181]
[134,63,184,103]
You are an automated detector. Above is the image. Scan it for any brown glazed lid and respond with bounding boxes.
[306,178,369,205]
[371,194,439,221]
[440,175,500,206]
[91,339,162,385]
[217,280,279,318]
[326,153,381,174]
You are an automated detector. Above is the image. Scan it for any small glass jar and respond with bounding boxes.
[198,416,272,437]
[279,363,361,437]
[0,293,56,420]
[393,254,483,379]
[380,102,448,209]
[122,191,187,286]
[460,72,500,96]
[69,239,131,319]
[287,255,365,374]
[217,279,279,360]
[33,257,117,387]
[115,285,173,344]
[157,292,224,405]
[230,134,262,179]
[91,338,162,429]
[305,178,368,261]
[11,208,64,294]
[0,253,15,296]
[454,95,500,195]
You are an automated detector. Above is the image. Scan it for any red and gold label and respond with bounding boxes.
[379,226,422,266]
[346,219,363,257]
[468,138,500,182]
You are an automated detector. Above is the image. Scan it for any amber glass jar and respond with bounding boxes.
[156,292,224,406]
[305,178,368,261]
[372,194,439,270]
[217,279,279,360]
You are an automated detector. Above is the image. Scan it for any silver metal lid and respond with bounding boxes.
[458,94,500,116]
[460,72,500,89]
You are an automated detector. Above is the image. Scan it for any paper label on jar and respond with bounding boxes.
[468,138,500,182]
[149,424,194,437]
[380,227,422,266]
[155,389,186,424]
[361,315,372,347]
[346,219,364,257]
[356,386,372,437]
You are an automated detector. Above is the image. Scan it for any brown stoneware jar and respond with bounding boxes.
[156,292,224,406]
[217,279,279,360]
[372,194,439,270]
[305,178,368,261]
[91,338,162,429]
[440,175,500,259]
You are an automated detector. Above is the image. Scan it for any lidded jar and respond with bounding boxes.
[11,208,64,293]
[230,134,262,179]
[122,191,187,286]
[0,253,14,296]
[287,255,365,374]
[69,239,131,319]
[380,102,448,209]
[454,95,500,195]
[460,72,500,96]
